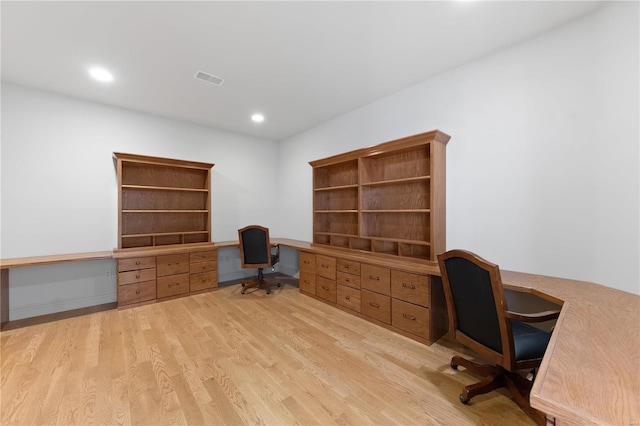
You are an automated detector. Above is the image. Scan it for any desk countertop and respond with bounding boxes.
[501,270,639,425]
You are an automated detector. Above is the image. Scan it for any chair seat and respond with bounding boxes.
[512,320,551,362]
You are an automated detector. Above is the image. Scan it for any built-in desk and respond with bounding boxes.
[1,241,638,425]
[500,271,639,426]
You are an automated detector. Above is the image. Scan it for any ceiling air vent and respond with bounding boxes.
[194,70,224,86]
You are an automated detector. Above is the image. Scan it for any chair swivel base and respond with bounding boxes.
[240,278,281,294]
[450,355,546,426]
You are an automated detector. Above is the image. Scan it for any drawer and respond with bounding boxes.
[157,254,190,277]
[361,264,391,295]
[316,255,336,280]
[190,250,217,263]
[157,273,190,299]
[316,276,337,303]
[337,285,360,313]
[299,271,317,295]
[337,259,360,276]
[391,270,430,307]
[337,271,360,289]
[118,280,156,306]
[190,260,217,274]
[392,298,430,340]
[118,257,156,272]
[361,289,391,324]
[299,252,316,273]
[190,271,217,292]
[118,268,156,286]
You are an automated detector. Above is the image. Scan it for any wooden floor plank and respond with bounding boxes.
[1,278,534,425]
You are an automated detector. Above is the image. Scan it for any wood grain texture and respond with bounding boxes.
[501,271,640,425]
[1,276,533,425]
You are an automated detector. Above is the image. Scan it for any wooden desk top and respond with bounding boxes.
[501,271,639,425]
[2,240,638,424]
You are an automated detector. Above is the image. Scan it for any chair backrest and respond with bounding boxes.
[437,249,514,367]
[238,225,272,268]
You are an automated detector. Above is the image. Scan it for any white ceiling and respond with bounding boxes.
[1,1,603,141]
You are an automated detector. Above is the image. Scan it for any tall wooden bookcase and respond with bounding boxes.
[310,130,449,262]
[114,153,214,250]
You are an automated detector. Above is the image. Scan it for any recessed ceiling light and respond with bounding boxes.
[251,113,265,123]
[89,67,114,83]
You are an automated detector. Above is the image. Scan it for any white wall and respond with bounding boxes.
[1,83,281,319]
[2,1,638,322]
[276,1,640,295]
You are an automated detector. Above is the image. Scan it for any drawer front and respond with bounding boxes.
[157,273,190,299]
[118,268,157,286]
[157,254,190,277]
[190,271,217,292]
[337,271,360,289]
[391,270,430,307]
[118,280,156,306]
[337,285,361,313]
[118,257,156,272]
[337,259,361,276]
[299,271,317,295]
[299,252,316,273]
[316,255,336,280]
[361,264,391,295]
[316,276,337,303]
[190,260,217,274]
[392,298,430,340]
[190,250,217,263]
[361,289,391,324]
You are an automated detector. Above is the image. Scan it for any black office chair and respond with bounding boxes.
[238,225,281,294]
[437,249,560,426]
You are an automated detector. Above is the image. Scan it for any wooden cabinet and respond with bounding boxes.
[309,130,449,262]
[117,256,157,306]
[114,152,214,250]
[116,247,218,308]
[189,250,218,293]
[298,250,447,345]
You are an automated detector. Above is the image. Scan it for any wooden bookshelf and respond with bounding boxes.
[309,130,449,262]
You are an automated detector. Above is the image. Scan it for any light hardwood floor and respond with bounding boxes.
[1,276,534,425]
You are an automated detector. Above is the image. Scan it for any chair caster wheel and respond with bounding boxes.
[277,283,282,288]
[450,361,459,370]
[459,394,470,405]
[241,290,245,294]
[266,290,271,295]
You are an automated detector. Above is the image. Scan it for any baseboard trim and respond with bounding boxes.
[9,293,116,321]
[1,302,117,331]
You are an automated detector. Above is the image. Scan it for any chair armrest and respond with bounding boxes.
[271,243,280,256]
[504,309,561,323]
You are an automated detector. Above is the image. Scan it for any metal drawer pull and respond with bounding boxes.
[369,302,380,308]
[168,282,180,288]
[168,262,180,265]
[345,295,351,300]
[345,278,350,282]
[135,274,140,278]
[304,260,310,264]
[369,275,380,281]
[201,278,207,282]
[135,261,141,265]
[321,264,329,268]
[321,286,330,291]
[402,283,416,289]
[344,265,349,269]
[403,313,416,321]
[135,289,141,295]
